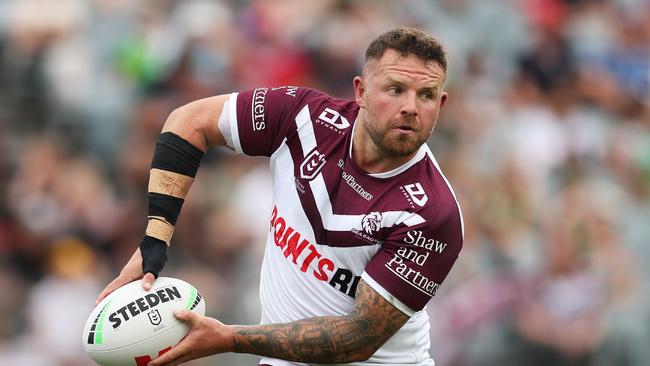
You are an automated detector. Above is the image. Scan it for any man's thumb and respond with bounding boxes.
[174,309,195,323]
[142,272,155,291]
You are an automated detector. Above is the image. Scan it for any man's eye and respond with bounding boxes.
[422,92,434,100]
[388,87,402,95]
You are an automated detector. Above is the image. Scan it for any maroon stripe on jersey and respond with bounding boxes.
[284,131,328,244]
[283,126,385,248]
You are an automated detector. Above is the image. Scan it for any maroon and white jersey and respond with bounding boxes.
[217,86,463,366]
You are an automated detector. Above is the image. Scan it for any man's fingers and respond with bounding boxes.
[95,277,123,306]
[148,312,202,365]
[142,272,156,291]
[95,288,109,306]
[174,309,198,325]
[164,352,195,366]
[96,272,155,306]
[147,343,188,366]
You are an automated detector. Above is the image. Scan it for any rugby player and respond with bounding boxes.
[97,27,463,366]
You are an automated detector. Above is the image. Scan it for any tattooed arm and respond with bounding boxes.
[233,279,409,363]
[148,279,410,365]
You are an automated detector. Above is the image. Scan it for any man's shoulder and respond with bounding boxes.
[273,86,359,137]
[392,149,462,225]
[295,87,359,121]
[380,154,464,258]
[244,86,359,123]
[251,86,353,106]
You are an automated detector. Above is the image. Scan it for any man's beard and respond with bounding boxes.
[364,113,430,157]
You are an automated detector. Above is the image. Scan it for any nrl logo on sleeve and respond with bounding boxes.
[300,148,327,180]
[402,183,428,207]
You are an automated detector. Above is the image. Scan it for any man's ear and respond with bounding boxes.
[440,91,448,109]
[353,76,366,108]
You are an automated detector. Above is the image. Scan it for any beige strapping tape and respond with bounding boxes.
[146,216,174,246]
[148,168,194,199]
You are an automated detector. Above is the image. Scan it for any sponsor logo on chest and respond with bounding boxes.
[270,207,361,298]
[315,107,350,134]
[337,159,373,201]
[400,182,428,208]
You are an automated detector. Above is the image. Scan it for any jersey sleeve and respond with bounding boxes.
[361,205,463,316]
[219,86,317,157]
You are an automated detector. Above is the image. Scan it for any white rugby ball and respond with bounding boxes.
[82,277,205,366]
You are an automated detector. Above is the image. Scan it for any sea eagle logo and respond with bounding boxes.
[361,212,383,235]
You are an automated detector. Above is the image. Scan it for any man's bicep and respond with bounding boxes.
[230,87,320,156]
[162,94,230,151]
[351,278,410,346]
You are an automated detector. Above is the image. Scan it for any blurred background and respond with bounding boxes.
[0,0,649,365]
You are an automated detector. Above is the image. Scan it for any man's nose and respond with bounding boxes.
[401,91,417,116]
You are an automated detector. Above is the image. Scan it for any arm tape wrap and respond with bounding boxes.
[140,235,168,278]
[141,132,204,276]
[147,193,183,225]
[152,132,204,177]
[148,168,194,198]
[145,131,204,233]
[145,216,175,245]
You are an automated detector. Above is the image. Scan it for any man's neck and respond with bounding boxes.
[351,111,418,174]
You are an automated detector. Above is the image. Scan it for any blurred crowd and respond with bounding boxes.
[0,0,649,365]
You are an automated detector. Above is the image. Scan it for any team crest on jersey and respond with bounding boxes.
[300,148,327,180]
[361,212,382,235]
[350,212,383,245]
[401,183,428,207]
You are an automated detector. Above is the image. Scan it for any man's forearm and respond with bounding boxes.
[231,280,407,363]
[233,314,377,363]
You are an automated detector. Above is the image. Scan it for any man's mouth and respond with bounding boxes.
[395,125,415,132]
